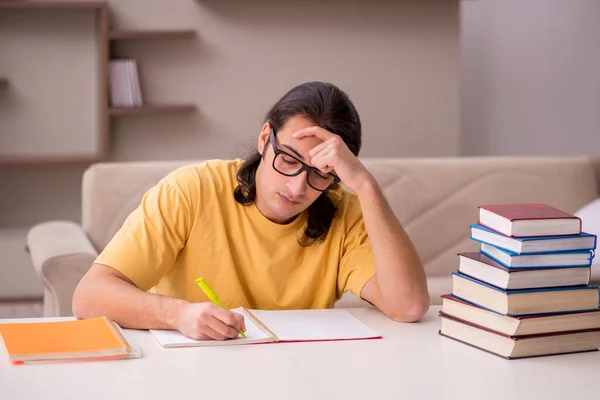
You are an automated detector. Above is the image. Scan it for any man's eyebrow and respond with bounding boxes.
[281,144,305,160]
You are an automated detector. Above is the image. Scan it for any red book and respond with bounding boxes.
[478,203,581,237]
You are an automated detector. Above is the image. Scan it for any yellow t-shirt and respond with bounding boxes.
[94,159,375,310]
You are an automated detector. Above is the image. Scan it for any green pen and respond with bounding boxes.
[195,277,246,337]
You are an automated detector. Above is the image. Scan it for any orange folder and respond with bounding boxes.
[0,317,130,363]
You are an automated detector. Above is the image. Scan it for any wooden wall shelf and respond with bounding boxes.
[0,155,103,169]
[1,2,197,167]
[0,1,106,10]
[109,30,196,41]
[109,104,196,116]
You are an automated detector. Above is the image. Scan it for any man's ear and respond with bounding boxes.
[257,122,271,156]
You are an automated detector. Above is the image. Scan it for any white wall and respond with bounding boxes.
[1,0,460,228]
[461,0,600,156]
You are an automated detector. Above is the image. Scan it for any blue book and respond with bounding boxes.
[469,223,597,255]
[451,272,600,316]
[479,243,595,269]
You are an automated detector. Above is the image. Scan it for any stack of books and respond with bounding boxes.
[439,203,600,359]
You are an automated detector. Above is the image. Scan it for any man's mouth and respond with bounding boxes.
[279,193,302,206]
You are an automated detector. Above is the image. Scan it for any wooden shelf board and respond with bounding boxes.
[0,1,106,10]
[0,78,7,90]
[0,155,104,169]
[109,104,196,116]
[109,30,196,41]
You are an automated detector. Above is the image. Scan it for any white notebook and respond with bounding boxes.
[150,308,382,348]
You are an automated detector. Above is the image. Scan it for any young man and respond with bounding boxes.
[72,81,429,341]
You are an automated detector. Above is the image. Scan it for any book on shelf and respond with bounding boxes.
[440,294,600,336]
[451,272,600,316]
[150,308,382,348]
[479,243,594,268]
[457,252,590,290]
[469,223,597,254]
[109,59,143,108]
[0,317,138,364]
[478,203,582,237]
[439,312,600,359]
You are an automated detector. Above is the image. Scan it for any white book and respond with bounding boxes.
[109,59,143,107]
[480,243,594,268]
[109,60,127,107]
[469,223,597,254]
[127,59,143,106]
[150,308,382,348]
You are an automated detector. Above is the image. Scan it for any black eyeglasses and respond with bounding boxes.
[269,128,340,192]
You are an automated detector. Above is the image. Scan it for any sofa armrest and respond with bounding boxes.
[26,221,98,317]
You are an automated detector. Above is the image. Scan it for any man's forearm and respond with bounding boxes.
[355,177,429,319]
[72,268,187,330]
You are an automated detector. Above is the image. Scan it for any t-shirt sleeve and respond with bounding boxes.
[337,196,376,299]
[94,168,196,291]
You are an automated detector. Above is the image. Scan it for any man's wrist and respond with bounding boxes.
[164,297,190,330]
[354,173,378,198]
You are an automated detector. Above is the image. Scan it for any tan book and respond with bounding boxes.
[451,272,600,316]
[441,294,600,336]
[439,313,600,359]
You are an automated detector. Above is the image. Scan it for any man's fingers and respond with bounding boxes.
[313,154,336,175]
[212,308,245,337]
[293,126,334,141]
[213,307,244,330]
[186,321,227,341]
[308,138,336,158]
[208,315,240,339]
[311,148,335,173]
[234,313,246,332]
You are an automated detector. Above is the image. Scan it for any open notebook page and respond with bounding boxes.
[149,307,272,348]
[249,309,382,342]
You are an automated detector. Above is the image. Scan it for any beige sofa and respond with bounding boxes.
[25,156,600,317]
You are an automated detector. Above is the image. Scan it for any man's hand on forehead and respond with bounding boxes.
[292,126,373,192]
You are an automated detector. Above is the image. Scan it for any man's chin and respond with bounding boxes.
[268,204,304,224]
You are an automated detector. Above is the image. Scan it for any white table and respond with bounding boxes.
[1,306,598,400]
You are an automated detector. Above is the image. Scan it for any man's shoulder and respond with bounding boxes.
[164,159,243,186]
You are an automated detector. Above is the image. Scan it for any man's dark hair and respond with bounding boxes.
[234,81,362,246]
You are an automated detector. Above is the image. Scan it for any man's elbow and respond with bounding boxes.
[384,298,430,323]
[72,281,94,319]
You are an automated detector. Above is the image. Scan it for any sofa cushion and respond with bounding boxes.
[360,157,598,277]
[82,160,197,250]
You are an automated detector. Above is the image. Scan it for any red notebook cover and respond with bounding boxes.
[478,203,579,221]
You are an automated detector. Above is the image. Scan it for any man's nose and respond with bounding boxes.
[286,171,308,196]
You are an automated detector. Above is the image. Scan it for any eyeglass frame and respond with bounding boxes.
[268,127,341,192]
